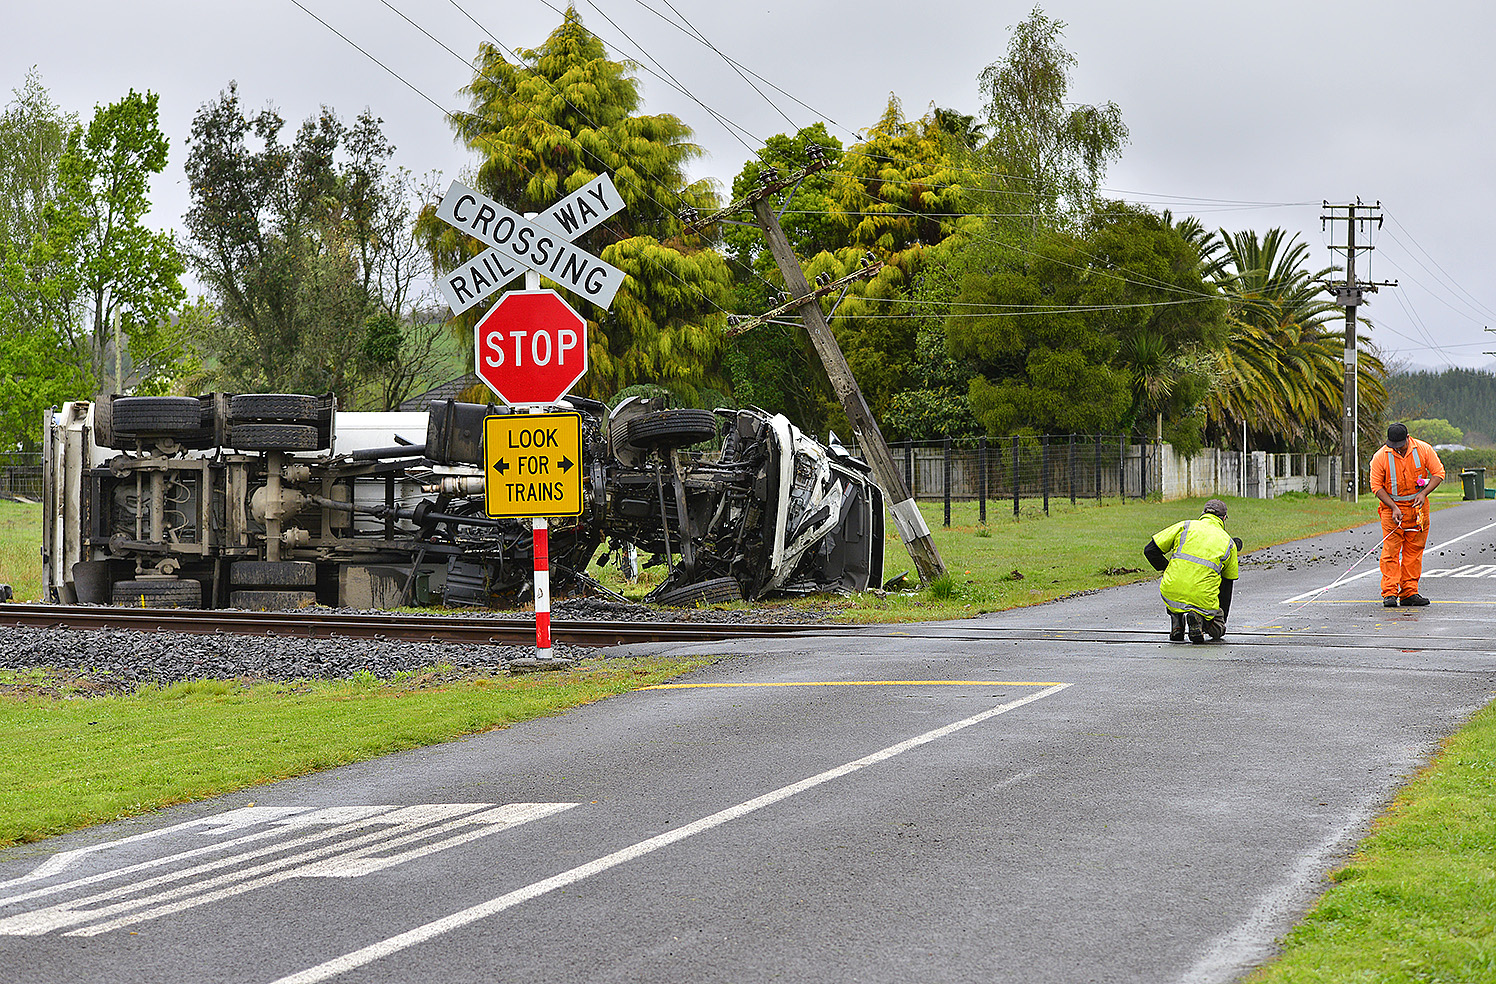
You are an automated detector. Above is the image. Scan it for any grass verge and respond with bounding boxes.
[0,656,713,848]
[0,499,41,602]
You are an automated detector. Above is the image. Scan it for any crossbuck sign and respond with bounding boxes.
[434,174,626,314]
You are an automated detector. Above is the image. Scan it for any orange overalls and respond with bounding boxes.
[1368,439,1445,599]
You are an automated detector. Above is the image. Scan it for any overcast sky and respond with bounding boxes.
[7,0,1495,372]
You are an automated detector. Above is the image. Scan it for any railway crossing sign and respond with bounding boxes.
[482,412,584,519]
[434,175,626,314]
[475,289,588,407]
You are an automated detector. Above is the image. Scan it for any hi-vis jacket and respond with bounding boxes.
[1151,514,1239,617]
[1369,438,1445,527]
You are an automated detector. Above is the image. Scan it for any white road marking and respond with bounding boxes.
[1282,519,1496,604]
[266,683,1071,984]
[0,807,313,890]
[0,804,574,937]
[0,807,381,909]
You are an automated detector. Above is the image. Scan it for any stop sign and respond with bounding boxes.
[474,290,589,406]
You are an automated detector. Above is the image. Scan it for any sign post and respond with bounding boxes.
[437,183,621,663]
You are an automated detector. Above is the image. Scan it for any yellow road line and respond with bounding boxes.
[638,680,1064,691]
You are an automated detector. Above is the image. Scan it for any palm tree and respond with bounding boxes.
[1205,228,1386,450]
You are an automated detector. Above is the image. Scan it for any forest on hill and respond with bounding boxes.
[1387,368,1496,445]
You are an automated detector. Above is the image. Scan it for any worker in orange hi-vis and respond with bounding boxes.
[1368,421,1445,608]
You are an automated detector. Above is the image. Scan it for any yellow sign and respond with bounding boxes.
[482,413,584,518]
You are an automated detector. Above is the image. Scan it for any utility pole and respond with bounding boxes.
[1321,200,1395,502]
[687,157,947,586]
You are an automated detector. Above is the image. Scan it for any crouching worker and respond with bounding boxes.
[1143,499,1242,643]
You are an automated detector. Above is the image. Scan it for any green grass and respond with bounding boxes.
[0,500,41,602]
[0,656,713,847]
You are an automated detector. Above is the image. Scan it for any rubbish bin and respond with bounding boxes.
[1474,467,1487,498]
[1462,471,1479,501]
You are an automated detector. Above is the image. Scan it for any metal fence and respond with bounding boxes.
[0,452,43,500]
[890,435,1153,523]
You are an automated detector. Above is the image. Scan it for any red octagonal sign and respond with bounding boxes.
[475,289,589,406]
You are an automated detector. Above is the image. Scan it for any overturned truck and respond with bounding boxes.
[41,394,884,609]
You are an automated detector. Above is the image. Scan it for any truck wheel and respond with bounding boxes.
[92,394,117,448]
[625,409,718,450]
[111,578,202,608]
[649,576,744,607]
[112,396,203,434]
[230,589,317,610]
[229,393,319,422]
[230,561,317,587]
[228,423,321,451]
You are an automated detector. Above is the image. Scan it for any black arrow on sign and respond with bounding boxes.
[493,459,510,474]
[558,456,574,472]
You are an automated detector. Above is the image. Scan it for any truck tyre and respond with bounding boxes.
[111,578,202,608]
[229,393,319,422]
[230,589,317,610]
[112,396,203,434]
[625,409,718,450]
[92,394,117,448]
[649,576,744,607]
[227,423,321,452]
[230,560,317,588]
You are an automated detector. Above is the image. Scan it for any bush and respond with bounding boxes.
[1435,448,1496,473]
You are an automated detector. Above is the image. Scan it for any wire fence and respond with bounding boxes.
[0,453,43,500]
[886,435,1159,524]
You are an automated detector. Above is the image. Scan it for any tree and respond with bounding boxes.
[184,84,410,401]
[723,101,984,434]
[420,9,728,406]
[941,202,1224,440]
[0,81,186,448]
[1404,418,1463,447]
[50,89,186,392]
[978,5,1128,230]
[0,69,74,260]
[0,70,79,449]
[947,230,1132,435]
[1205,228,1387,451]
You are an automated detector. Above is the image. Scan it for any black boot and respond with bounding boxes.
[1169,611,1185,642]
[1185,613,1205,643]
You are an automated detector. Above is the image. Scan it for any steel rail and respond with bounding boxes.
[3,605,1489,652]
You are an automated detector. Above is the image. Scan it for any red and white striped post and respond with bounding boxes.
[532,515,551,659]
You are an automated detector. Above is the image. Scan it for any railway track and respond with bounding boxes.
[0,603,856,647]
[4,604,1489,652]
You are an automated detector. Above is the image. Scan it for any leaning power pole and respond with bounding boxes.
[1321,200,1396,502]
[686,155,947,586]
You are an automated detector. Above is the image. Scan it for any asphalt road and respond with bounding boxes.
[3,498,1494,983]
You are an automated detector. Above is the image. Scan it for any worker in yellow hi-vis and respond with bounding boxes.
[1143,499,1241,643]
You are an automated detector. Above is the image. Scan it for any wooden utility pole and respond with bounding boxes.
[690,160,946,585]
[1322,200,1395,502]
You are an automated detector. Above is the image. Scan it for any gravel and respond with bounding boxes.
[0,598,846,691]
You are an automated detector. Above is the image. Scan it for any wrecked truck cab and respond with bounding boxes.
[602,400,883,604]
[41,393,884,610]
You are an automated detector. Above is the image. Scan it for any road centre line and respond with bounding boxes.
[1282,518,1496,604]
[638,680,1065,690]
[265,682,1072,984]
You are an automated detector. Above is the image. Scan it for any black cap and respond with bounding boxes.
[1202,499,1228,519]
[1387,422,1409,445]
